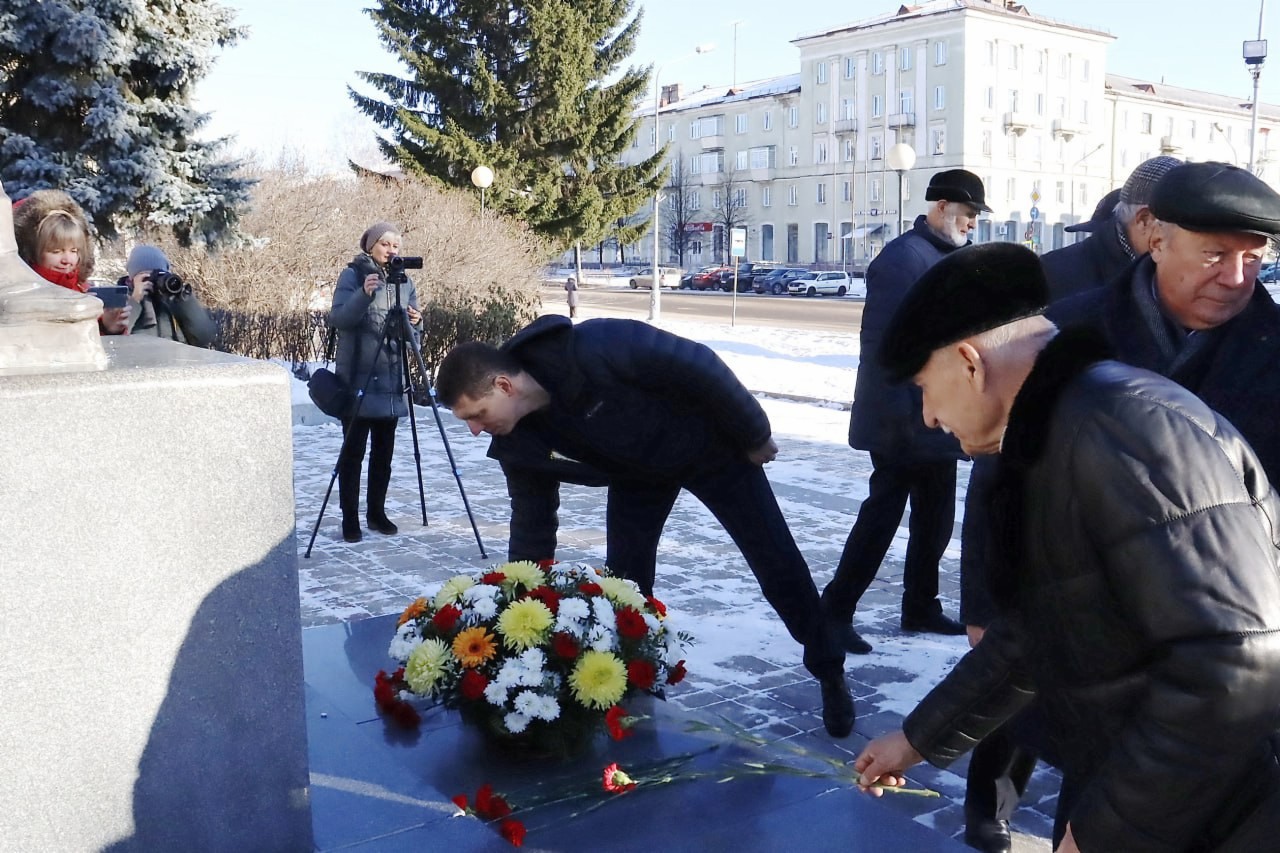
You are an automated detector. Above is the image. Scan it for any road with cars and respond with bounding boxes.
[543,283,865,334]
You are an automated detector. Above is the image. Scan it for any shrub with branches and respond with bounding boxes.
[104,156,546,371]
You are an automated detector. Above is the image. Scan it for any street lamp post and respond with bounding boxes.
[650,44,714,323]
[1213,122,1241,166]
[886,142,916,237]
[470,165,494,214]
[1244,0,1268,173]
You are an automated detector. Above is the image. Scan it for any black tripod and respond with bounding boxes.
[304,273,487,559]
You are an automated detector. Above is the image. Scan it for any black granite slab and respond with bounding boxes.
[304,614,967,852]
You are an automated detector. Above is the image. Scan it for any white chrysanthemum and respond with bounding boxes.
[555,598,590,635]
[463,585,499,621]
[504,712,531,734]
[484,681,509,706]
[597,576,647,610]
[588,622,616,652]
[387,622,421,661]
[432,575,475,610]
[518,647,546,672]
[513,690,541,717]
[494,659,523,689]
[642,613,660,634]
[534,695,561,721]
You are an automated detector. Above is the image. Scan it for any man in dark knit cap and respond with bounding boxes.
[822,169,990,654]
[853,241,1280,853]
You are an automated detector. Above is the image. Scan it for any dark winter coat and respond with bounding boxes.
[905,330,1280,852]
[1038,216,1132,302]
[330,253,421,420]
[122,285,217,347]
[494,314,770,482]
[848,215,965,462]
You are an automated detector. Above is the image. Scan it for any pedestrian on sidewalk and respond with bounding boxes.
[822,170,990,654]
[854,242,1280,853]
[564,276,578,318]
[435,315,856,739]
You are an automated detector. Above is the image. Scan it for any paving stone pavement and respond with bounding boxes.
[292,400,1058,852]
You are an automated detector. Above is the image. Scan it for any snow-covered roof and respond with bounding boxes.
[792,0,1112,44]
[646,73,802,118]
[1106,73,1280,120]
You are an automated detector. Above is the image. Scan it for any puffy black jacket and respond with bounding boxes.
[497,315,770,481]
[1038,215,1132,302]
[907,329,1280,852]
[848,216,965,462]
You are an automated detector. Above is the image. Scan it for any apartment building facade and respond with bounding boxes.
[622,0,1279,269]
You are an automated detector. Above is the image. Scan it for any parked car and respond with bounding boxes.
[1258,262,1280,284]
[753,267,809,295]
[718,262,778,292]
[788,271,853,297]
[629,266,682,289]
[688,265,731,291]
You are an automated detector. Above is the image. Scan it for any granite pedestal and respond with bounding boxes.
[0,336,312,851]
[306,613,967,852]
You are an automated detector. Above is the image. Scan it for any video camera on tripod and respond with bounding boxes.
[386,255,423,285]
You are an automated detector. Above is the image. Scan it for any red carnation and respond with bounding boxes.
[665,659,688,685]
[626,659,657,690]
[605,705,635,740]
[615,607,648,640]
[452,794,468,812]
[578,581,602,596]
[551,631,581,659]
[536,558,556,569]
[646,595,667,617]
[525,585,561,615]
[475,783,512,819]
[481,571,507,585]
[603,763,636,793]
[373,671,396,707]
[390,701,421,727]
[432,604,462,632]
[460,669,489,701]
[499,818,527,847]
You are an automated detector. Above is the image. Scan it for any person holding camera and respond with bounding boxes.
[114,245,216,346]
[330,221,423,543]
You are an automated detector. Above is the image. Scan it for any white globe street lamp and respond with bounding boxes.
[471,165,494,214]
[886,143,916,237]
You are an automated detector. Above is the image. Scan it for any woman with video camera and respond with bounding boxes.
[330,221,423,543]
[115,245,216,346]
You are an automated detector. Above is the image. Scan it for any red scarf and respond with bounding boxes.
[33,265,84,292]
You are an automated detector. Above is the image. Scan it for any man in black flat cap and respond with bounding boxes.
[852,241,1280,853]
[821,169,990,653]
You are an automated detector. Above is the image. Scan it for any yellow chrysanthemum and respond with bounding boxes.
[597,576,647,611]
[496,560,545,590]
[433,575,475,611]
[404,638,453,694]
[451,626,499,669]
[397,597,428,626]
[496,598,554,651]
[569,650,627,710]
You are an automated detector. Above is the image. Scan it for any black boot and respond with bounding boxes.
[367,514,398,535]
[341,517,363,543]
[963,814,1012,853]
[818,674,855,738]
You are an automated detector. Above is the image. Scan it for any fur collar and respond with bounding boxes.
[1000,326,1114,469]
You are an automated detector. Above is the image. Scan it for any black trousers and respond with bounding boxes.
[338,416,398,521]
[602,460,844,680]
[821,452,957,623]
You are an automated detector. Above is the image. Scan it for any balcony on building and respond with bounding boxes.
[748,167,776,182]
[1159,134,1185,154]
[887,112,916,129]
[833,118,858,134]
[1051,118,1086,141]
[699,171,725,186]
[700,133,726,150]
[1003,112,1037,135]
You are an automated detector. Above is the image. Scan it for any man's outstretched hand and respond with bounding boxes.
[853,730,924,796]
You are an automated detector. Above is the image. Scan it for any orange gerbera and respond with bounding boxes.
[398,597,428,626]
[452,626,498,668]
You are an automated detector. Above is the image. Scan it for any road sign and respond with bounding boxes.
[1029,206,1040,221]
[730,227,746,258]
[1030,190,1041,204]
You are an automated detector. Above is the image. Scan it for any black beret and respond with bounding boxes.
[1150,161,1280,238]
[879,243,1050,383]
[1065,188,1121,233]
[924,169,992,212]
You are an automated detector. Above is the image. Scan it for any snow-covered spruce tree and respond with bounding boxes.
[352,0,664,252]
[0,0,250,243]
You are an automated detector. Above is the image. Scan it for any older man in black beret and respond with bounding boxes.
[822,169,990,654]
[853,242,1280,853]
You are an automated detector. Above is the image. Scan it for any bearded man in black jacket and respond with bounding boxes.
[854,242,1280,853]
[435,316,855,738]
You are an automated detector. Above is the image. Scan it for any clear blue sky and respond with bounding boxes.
[195,0,1276,170]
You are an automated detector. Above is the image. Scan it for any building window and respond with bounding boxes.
[1079,183,1088,205]
[749,146,775,169]
[788,145,799,166]
[701,149,724,173]
[844,56,856,78]
[844,138,855,161]
[1007,43,1020,69]
[690,191,700,210]
[763,110,773,131]
[1036,49,1046,73]
[648,126,655,144]
[816,183,826,204]
[762,186,772,207]
[1008,89,1019,112]
[841,98,855,120]
[984,40,996,65]
[632,134,639,148]
[870,178,882,202]
[871,135,883,159]
[816,61,828,84]
[788,106,799,128]
[712,190,722,209]
[1079,100,1089,124]
[788,185,798,206]
[1187,119,1197,139]
[733,188,747,208]
[1035,93,1045,115]
[761,224,774,260]
[735,114,748,134]
[1056,181,1065,203]
[985,87,995,109]
[816,102,826,124]
[690,154,701,175]
[667,125,675,141]
[1081,59,1090,81]
[1007,133,1018,158]
[1006,177,1017,200]
[814,141,828,164]
[872,52,884,74]
[899,89,913,114]
[1059,54,1069,77]
[736,150,748,170]
[872,94,883,117]
[982,130,992,155]
[900,46,912,70]
[931,126,946,155]
[935,40,947,65]
[1056,96,1066,119]
[842,180,852,202]
[934,86,945,109]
